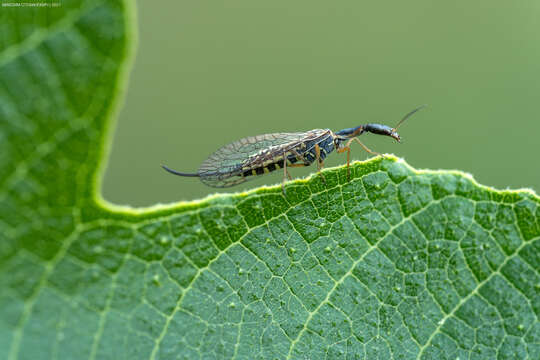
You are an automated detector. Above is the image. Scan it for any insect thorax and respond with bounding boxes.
[299,132,335,163]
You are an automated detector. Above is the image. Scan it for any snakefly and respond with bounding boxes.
[162,105,426,194]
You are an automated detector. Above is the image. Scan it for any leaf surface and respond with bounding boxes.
[1,1,539,360]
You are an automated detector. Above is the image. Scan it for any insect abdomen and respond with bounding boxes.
[240,155,303,178]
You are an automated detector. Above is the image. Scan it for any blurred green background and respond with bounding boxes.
[103,0,540,207]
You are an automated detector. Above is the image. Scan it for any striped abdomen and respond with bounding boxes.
[240,155,299,178]
[240,130,335,179]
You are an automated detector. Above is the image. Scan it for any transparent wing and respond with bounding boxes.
[198,130,328,187]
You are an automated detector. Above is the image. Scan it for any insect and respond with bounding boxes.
[162,105,426,194]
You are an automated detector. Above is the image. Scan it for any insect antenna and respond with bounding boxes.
[161,164,200,177]
[392,104,427,132]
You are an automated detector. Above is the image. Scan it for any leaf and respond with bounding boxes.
[1,2,539,360]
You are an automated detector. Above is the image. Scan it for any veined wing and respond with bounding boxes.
[198,129,330,187]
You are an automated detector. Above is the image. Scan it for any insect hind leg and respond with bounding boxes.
[282,153,289,195]
[315,144,326,185]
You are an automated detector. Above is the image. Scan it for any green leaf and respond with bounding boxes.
[1,1,539,360]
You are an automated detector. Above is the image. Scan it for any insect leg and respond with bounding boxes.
[353,138,384,158]
[282,151,288,195]
[346,145,351,180]
[315,144,326,184]
[286,151,308,169]
[290,149,309,165]
[337,139,354,180]
[284,157,293,180]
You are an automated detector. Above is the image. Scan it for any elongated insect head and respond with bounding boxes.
[362,124,401,142]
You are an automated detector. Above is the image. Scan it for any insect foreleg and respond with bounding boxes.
[352,138,383,158]
[337,139,353,180]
